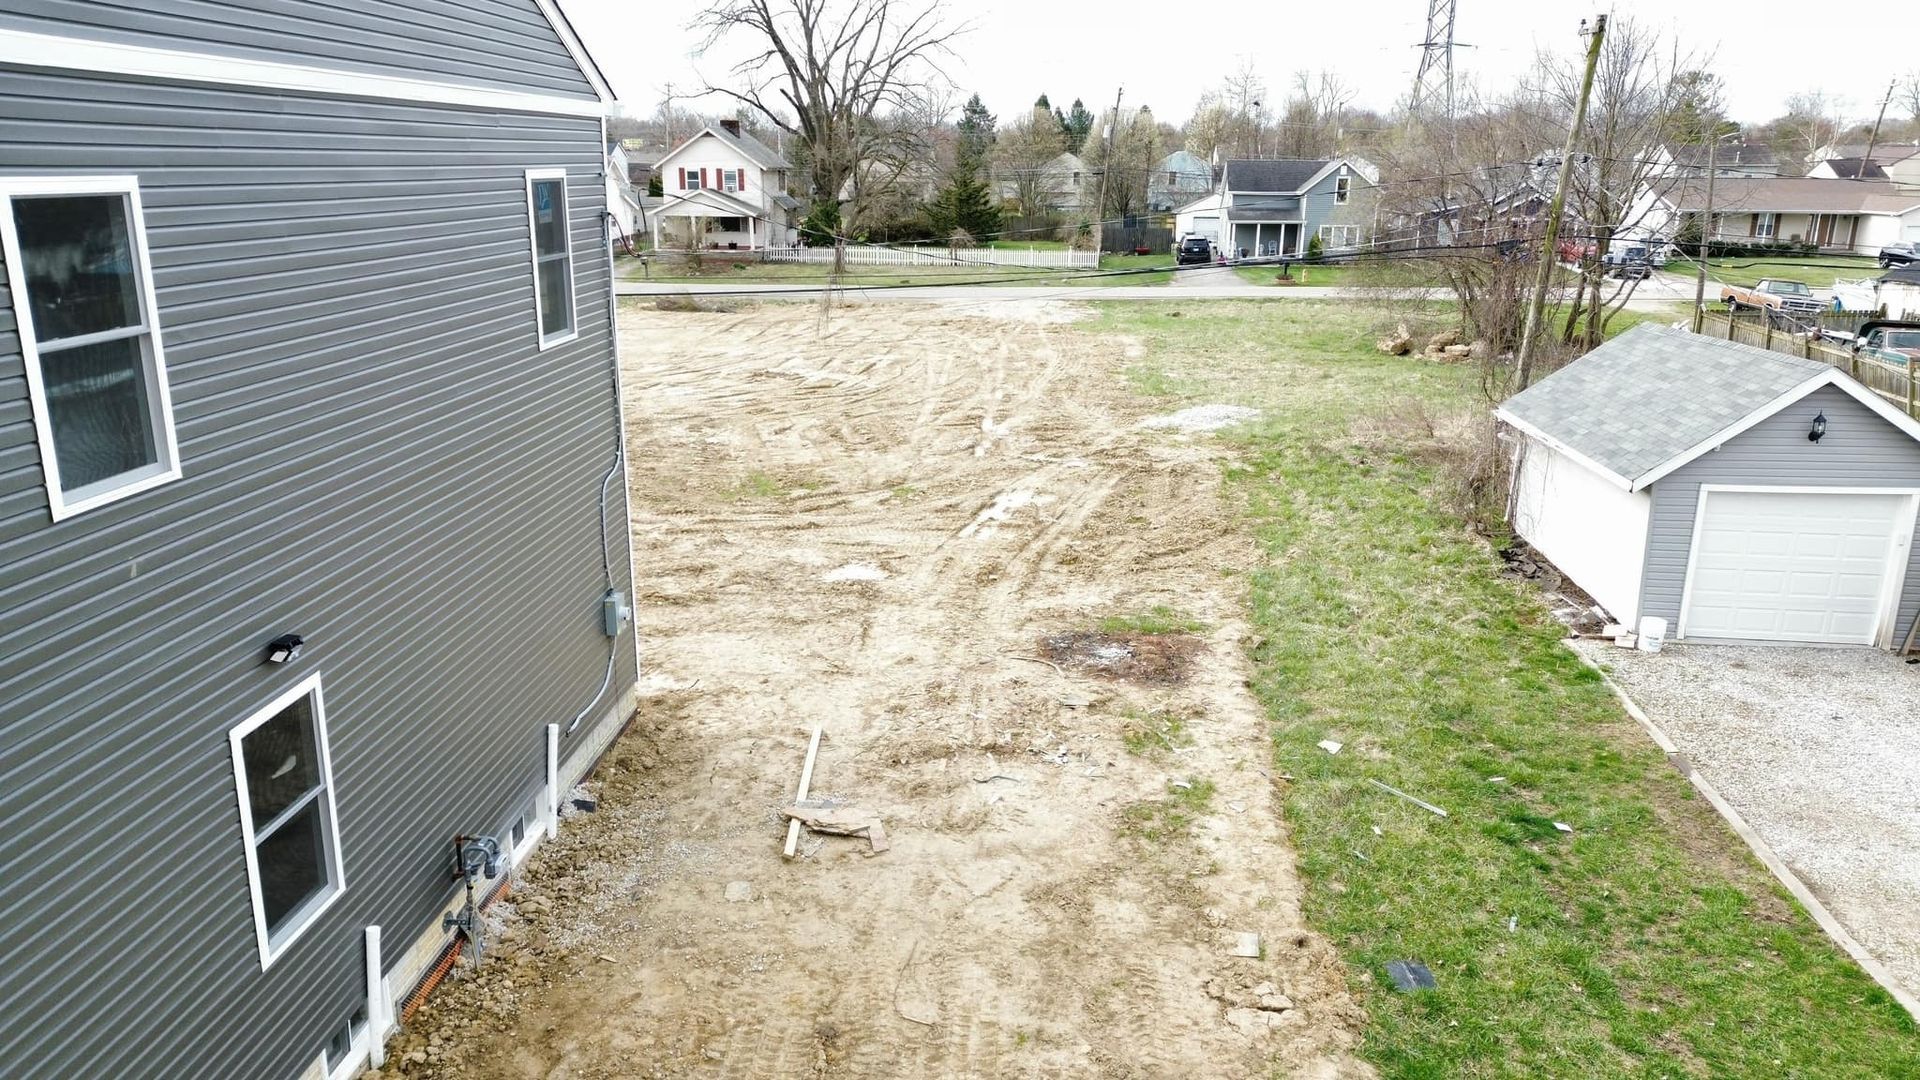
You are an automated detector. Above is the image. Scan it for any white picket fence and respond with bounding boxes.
[758,244,1099,269]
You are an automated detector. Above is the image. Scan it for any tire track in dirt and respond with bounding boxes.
[392,302,1371,1080]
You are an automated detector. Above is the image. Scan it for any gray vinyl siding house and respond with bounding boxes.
[1500,325,1920,649]
[1213,158,1377,258]
[0,5,638,1080]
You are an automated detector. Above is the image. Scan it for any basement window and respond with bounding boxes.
[525,169,576,349]
[230,673,345,968]
[0,176,180,520]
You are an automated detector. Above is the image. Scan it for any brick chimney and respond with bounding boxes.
[720,119,741,137]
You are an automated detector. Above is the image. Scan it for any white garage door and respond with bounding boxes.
[1683,490,1913,644]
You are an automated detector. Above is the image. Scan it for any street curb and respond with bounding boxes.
[1563,641,1920,1024]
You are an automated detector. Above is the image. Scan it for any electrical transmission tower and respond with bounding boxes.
[1410,0,1460,119]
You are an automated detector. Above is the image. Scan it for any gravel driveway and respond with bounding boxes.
[1575,642,1920,1000]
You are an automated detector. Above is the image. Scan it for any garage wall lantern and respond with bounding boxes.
[1808,411,1827,443]
[265,633,305,664]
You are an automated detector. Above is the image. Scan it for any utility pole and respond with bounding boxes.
[1864,78,1898,173]
[1092,85,1123,253]
[1692,132,1735,332]
[1516,14,1605,391]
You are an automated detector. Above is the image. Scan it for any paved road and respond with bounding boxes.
[615,277,1696,311]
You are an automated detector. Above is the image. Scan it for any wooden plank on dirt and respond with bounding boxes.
[783,726,824,859]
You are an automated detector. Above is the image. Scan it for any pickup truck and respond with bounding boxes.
[1851,320,1920,366]
[1721,278,1824,317]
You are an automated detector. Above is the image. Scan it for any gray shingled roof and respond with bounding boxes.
[1498,323,1828,484]
[1825,157,1889,180]
[1224,159,1331,193]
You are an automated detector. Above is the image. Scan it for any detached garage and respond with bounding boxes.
[1498,324,1920,649]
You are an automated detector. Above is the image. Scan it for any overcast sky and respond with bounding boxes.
[557,0,1916,129]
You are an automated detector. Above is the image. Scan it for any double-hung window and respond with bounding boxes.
[524,169,576,348]
[1334,170,1352,204]
[1755,212,1776,239]
[0,176,179,520]
[230,674,345,968]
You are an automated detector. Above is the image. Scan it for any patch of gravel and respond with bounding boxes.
[1576,641,1920,998]
[1140,404,1262,433]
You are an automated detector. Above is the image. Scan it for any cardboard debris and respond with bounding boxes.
[1317,739,1343,755]
[1230,932,1261,958]
[1553,821,1574,833]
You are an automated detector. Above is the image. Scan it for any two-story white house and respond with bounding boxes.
[649,119,800,250]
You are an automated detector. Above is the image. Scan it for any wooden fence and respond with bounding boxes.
[758,244,1098,269]
[1695,311,1916,417]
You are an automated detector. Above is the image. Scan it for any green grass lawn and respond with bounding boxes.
[1696,254,1881,290]
[1231,258,1447,289]
[1095,300,1918,1078]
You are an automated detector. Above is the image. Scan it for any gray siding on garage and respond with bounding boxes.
[0,0,597,100]
[1640,384,1920,643]
[0,68,634,1080]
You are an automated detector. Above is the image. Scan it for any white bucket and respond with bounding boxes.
[1637,616,1668,653]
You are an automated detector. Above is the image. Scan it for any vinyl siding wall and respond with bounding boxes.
[1640,384,1920,644]
[0,0,596,100]
[1511,439,1651,624]
[1299,166,1376,237]
[0,71,634,1079]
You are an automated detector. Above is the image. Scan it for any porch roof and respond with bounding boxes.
[1227,208,1304,223]
[652,188,761,219]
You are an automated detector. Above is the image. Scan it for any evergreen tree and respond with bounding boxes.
[1062,99,1095,153]
[927,172,1001,240]
[956,93,997,176]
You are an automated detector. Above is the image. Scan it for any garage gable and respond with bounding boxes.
[1639,384,1920,647]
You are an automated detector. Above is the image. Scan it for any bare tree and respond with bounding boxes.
[1537,17,1696,349]
[1182,93,1233,165]
[1774,90,1847,173]
[1220,60,1269,158]
[1274,71,1355,158]
[1082,106,1161,220]
[694,0,966,243]
[993,108,1068,229]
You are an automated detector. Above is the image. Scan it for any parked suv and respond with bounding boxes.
[1878,242,1918,269]
[1176,235,1214,265]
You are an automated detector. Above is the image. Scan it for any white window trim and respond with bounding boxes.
[1335,169,1352,205]
[523,168,578,350]
[229,672,347,971]
[1676,485,1920,648]
[0,175,183,521]
[1756,212,1776,238]
[321,1010,371,1080]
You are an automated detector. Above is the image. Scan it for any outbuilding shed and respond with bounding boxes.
[1498,324,1920,648]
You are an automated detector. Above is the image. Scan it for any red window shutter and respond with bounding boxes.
[678,167,686,189]
[701,168,710,188]
[739,170,748,192]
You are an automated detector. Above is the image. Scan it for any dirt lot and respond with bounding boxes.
[387,300,1370,1079]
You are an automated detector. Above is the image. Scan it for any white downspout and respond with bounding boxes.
[545,723,561,839]
[365,925,390,1067]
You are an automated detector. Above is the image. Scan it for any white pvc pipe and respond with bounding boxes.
[364,925,387,1067]
[545,723,561,839]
